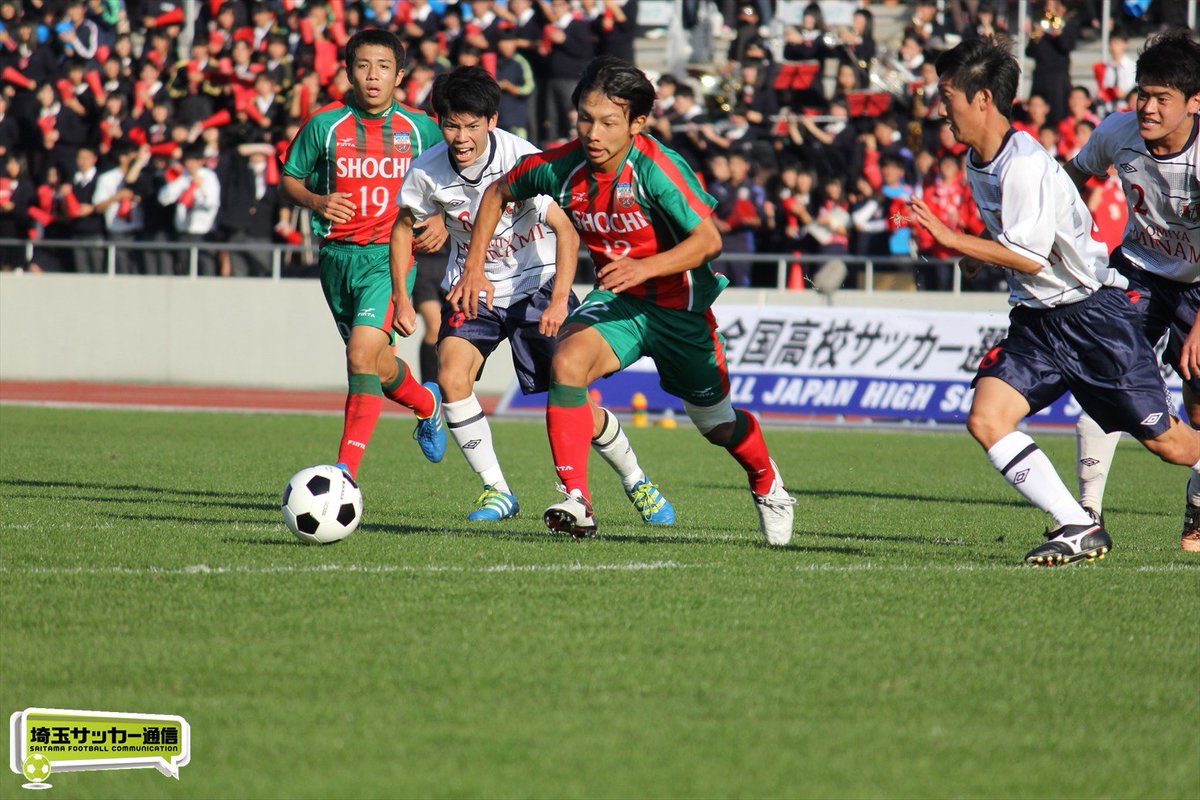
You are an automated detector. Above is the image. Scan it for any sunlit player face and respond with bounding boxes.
[576,89,646,172]
[348,43,403,115]
[1136,82,1200,150]
[938,80,987,148]
[440,111,496,167]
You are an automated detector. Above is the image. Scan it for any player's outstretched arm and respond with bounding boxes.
[279,175,356,225]
[389,209,418,337]
[1063,160,1093,197]
[910,197,1042,275]
[597,216,723,294]
[412,211,448,254]
[450,179,512,319]
[1180,315,1200,382]
[540,201,580,338]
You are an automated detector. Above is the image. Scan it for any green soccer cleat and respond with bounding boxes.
[468,486,520,522]
[626,477,675,525]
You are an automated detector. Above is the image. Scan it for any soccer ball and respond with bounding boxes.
[281,465,363,544]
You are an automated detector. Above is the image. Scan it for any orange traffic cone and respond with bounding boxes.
[786,251,805,291]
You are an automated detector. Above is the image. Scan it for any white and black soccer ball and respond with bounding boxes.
[281,465,363,544]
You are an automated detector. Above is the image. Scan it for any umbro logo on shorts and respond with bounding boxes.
[1141,413,1163,426]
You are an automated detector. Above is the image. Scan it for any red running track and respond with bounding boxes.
[0,380,499,415]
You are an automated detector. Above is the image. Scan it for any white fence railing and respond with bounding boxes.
[7,238,976,293]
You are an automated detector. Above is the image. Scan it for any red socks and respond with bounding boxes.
[547,382,592,499]
[725,410,774,494]
[337,374,383,478]
[382,357,434,417]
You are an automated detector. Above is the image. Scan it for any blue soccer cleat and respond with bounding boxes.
[412,382,446,462]
[626,476,675,525]
[467,486,520,521]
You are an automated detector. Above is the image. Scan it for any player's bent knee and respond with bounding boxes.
[437,370,474,402]
[966,411,1007,450]
[685,397,737,443]
[345,347,380,376]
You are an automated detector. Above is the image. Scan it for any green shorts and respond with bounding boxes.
[568,289,730,406]
[319,240,417,343]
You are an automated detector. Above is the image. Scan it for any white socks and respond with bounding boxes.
[443,394,509,493]
[591,407,645,492]
[988,431,1093,527]
[1075,412,1121,514]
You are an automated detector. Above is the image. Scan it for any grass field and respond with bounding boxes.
[1,404,1197,799]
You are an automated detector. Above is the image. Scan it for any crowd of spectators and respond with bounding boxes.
[0,0,1188,289]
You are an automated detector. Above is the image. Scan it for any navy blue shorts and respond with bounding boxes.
[973,287,1175,439]
[439,281,579,395]
[1111,247,1200,396]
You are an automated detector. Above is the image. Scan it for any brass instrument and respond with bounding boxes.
[1038,10,1064,33]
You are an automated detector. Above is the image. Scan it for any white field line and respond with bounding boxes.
[0,560,694,576]
[1,561,1195,576]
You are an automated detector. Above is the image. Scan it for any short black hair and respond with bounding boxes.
[431,66,500,120]
[934,36,1019,120]
[1137,28,1200,99]
[344,28,406,70]
[571,56,657,122]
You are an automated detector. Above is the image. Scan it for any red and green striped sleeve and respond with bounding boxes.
[631,135,716,234]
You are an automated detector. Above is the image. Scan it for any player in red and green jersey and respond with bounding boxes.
[454,56,796,545]
[281,28,447,479]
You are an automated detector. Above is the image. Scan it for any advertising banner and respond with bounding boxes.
[500,305,1183,426]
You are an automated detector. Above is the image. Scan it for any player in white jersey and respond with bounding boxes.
[1064,29,1200,551]
[388,67,675,525]
[909,36,1200,565]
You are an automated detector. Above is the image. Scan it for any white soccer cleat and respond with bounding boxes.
[543,485,597,539]
[752,460,795,546]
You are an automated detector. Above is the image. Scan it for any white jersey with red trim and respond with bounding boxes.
[398,127,558,309]
[1072,111,1200,283]
[966,129,1105,308]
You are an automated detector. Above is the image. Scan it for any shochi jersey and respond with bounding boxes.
[283,99,441,245]
[399,128,558,309]
[1071,111,1200,283]
[504,133,726,313]
[966,128,1105,309]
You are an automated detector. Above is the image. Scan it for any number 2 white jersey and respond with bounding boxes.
[398,127,559,309]
[1071,111,1200,283]
[965,129,1105,308]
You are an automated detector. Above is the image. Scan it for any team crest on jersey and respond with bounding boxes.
[615,181,634,209]
[394,132,411,154]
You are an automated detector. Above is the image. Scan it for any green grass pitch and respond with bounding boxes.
[1,405,1196,799]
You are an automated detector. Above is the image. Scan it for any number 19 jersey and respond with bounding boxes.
[283,99,442,245]
[504,134,726,313]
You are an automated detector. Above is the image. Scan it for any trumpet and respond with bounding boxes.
[1038,11,1064,32]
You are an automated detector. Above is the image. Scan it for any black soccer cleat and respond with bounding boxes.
[1025,523,1112,567]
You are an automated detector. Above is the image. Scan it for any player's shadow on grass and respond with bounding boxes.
[1,478,267,501]
[448,524,869,554]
